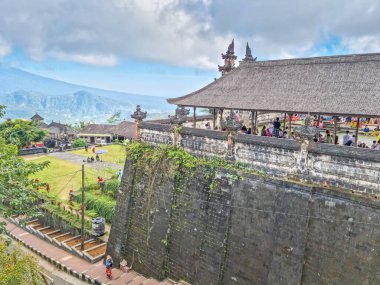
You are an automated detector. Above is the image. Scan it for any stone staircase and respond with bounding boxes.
[6,215,191,285]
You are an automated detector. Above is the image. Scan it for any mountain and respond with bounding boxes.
[0,66,174,123]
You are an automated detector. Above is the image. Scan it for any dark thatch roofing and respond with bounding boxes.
[147,114,213,124]
[31,113,44,121]
[167,53,380,117]
[113,121,135,138]
[46,122,76,134]
[79,121,135,138]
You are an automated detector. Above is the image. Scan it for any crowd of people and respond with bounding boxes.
[205,115,380,149]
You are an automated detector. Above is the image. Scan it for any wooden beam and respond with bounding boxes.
[254,112,258,134]
[288,113,292,139]
[283,113,287,130]
[355,117,360,146]
[333,116,338,144]
[251,111,254,135]
[219,109,224,130]
[212,108,216,130]
[193,107,196,128]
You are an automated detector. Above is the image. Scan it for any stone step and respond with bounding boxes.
[142,278,160,285]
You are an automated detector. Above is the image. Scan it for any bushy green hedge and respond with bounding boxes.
[72,139,87,148]
[106,179,120,198]
[75,192,116,223]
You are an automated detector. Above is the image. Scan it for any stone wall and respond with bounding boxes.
[139,122,380,194]
[106,146,380,285]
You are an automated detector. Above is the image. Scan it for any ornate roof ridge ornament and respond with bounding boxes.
[169,106,190,125]
[131,105,147,122]
[218,39,237,75]
[222,109,243,132]
[243,42,257,62]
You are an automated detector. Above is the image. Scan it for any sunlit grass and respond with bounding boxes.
[31,156,114,200]
[71,144,127,165]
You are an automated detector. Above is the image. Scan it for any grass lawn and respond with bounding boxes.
[31,156,114,200]
[71,144,127,165]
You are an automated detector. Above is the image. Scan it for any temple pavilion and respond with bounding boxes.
[167,40,380,145]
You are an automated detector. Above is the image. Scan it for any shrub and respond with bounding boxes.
[72,139,87,148]
[75,192,116,223]
[106,179,120,198]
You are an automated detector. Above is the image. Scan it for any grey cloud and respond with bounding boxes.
[0,0,379,68]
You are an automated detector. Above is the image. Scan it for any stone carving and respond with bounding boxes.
[221,110,243,132]
[140,132,173,145]
[168,106,190,125]
[294,116,319,175]
[131,105,147,122]
[131,105,147,139]
[218,39,237,75]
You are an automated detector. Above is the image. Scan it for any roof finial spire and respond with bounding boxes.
[243,42,257,62]
[218,39,237,75]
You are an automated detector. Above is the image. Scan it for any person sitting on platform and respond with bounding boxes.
[91,156,95,163]
[371,140,378,149]
[96,154,100,162]
[282,131,287,138]
[325,133,333,144]
[261,126,266,136]
[266,126,272,137]
[343,131,353,146]
[363,125,370,133]
[375,140,380,150]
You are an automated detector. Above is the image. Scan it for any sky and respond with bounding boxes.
[0,0,380,97]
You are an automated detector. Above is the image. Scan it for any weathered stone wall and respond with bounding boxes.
[106,145,380,285]
[139,122,380,194]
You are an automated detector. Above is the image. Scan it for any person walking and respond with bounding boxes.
[105,255,113,279]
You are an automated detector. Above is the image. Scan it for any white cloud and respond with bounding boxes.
[0,0,380,68]
[0,35,11,58]
[341,36,380,54]
[53,52,119,67]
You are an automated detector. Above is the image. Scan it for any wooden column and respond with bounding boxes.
[212,108,216,130]
[219,109,224,130]
[193,107,196,128]
[283,113,287,130]
[288,113,292,138]
[251,111,254,134]
[254,112,258,134]
[333,116,338,144]
[355,117,360,146]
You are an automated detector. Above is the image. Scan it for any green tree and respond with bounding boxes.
[0,119,47,148]
[107,111,121,124]
[0,106,49,226]
[0,237,44,285]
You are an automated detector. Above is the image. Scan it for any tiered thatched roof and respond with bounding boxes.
[168,53,380,116]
